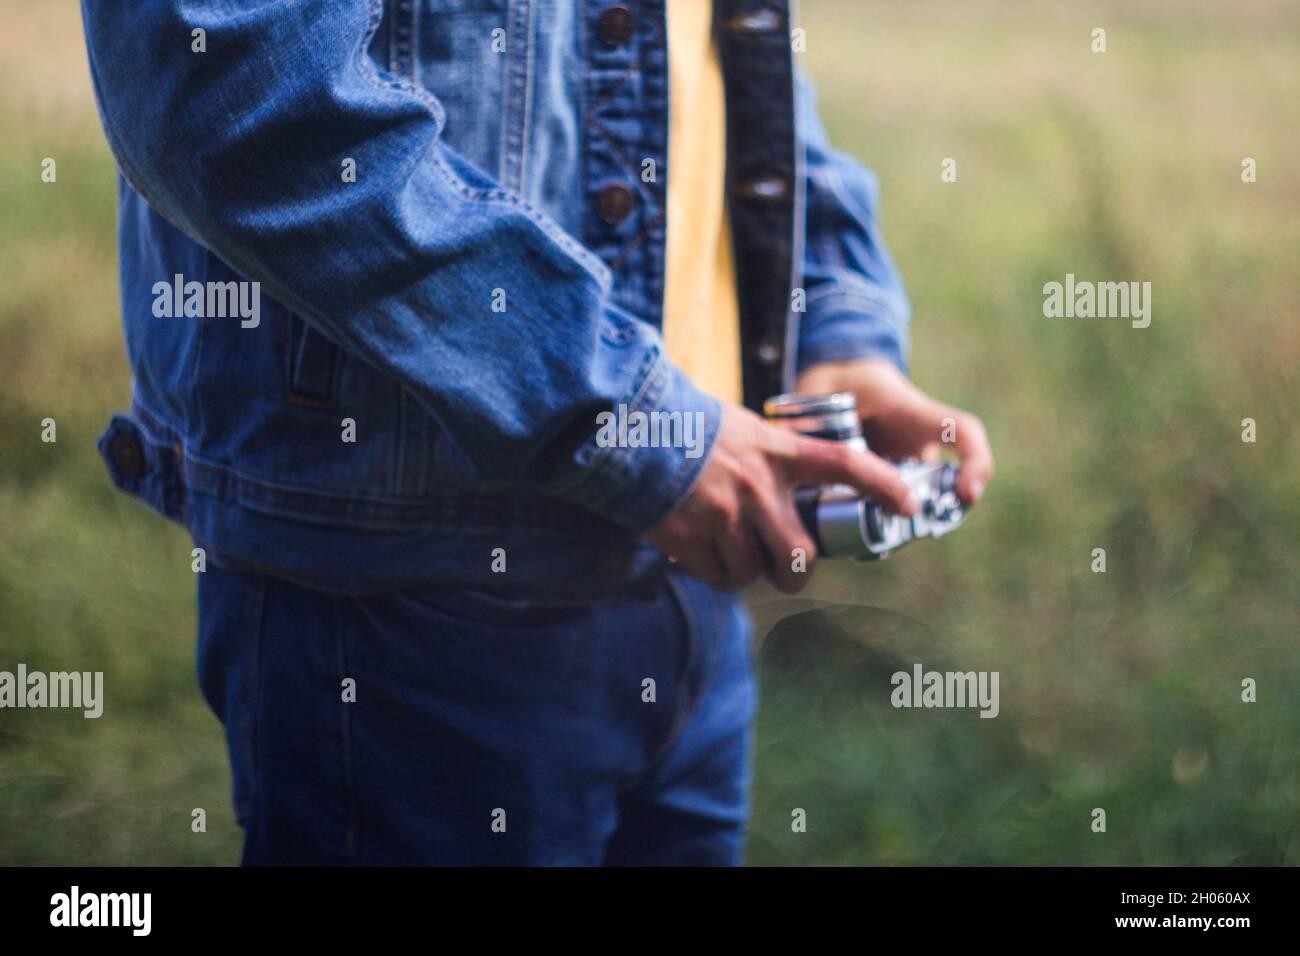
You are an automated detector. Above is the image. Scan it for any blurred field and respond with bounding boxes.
[1,0,1297,865]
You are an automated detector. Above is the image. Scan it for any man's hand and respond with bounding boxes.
[796,357,995,505]
[644,403,919,594]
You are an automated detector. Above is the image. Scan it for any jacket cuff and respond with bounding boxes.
[797,285,911,376]
[561,357,722,533]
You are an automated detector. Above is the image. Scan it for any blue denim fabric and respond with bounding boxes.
[80,0,911,594]
[197,562,757,865]
[797,73,912,374]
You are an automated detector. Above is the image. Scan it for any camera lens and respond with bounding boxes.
[762,392,867,450]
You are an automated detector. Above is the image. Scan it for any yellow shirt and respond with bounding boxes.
[661,0,743,407]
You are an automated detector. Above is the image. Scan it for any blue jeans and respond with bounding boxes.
[197,564,757,865]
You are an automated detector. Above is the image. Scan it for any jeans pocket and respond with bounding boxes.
[285,313,340,408]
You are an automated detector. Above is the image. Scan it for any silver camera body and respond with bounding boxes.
[764,392,967,560]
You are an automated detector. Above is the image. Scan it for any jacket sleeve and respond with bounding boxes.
[78,0,718,533]
[797,71,912,375]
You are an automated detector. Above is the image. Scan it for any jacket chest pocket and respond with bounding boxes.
[285,314,340,408]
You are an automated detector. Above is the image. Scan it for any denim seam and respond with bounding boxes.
[334,596,359,862]
[798,310,907,368]
[804,284,907,322]
[246,574,268,840]
[407,0,420,84]
[358,0,610,285]
[800,339,897,361]
[385,0,398,72]
[638,394,719,527]
[535,344,661,503]
[558,360,719,531]
[425,159,611,284]
[625,573,703,789]
[553,348,664,506]
[182,463,612,531]
[518,0,536,188]
[359,0,445,125]
[126,396,622,531]
[500,0,536,192]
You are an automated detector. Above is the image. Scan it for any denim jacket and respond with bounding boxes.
[80,0,910,598]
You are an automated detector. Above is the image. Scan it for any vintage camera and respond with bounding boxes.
[763,392,967,560]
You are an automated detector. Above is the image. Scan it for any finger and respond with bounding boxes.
[714,522,765,592]
[787,437,917,516]
[753,494,817,594]
[949,413,995,503]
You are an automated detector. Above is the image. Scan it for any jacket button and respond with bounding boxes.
[754,342,783,367]
[109,430,148,479]
[735,175,791,200]
[596,183,635,225]
[596,5,635,46]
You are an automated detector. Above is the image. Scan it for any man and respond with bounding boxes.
[81,0,993,865]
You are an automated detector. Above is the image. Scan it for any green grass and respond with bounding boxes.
[0,0,1296,865]
[746,0,1299,865]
